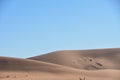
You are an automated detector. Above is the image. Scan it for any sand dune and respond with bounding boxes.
[0,48,120,80]
[29,48,120,70]
[0,56,80,73]
[0,57,120,80]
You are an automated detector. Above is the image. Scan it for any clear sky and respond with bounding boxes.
[0,0,120,58]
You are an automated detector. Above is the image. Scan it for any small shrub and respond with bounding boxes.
[6,75,9,78]
[79,77,85,80]
[96,62,103,66]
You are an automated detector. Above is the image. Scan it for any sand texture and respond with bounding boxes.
[0,48,120,80]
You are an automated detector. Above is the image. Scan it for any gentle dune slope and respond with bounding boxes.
[0,56,79,73]
[28,48,120,70]
[0,57,120,80]
[0,48,120,80]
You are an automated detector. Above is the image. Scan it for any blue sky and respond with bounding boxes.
[0,0,120,58]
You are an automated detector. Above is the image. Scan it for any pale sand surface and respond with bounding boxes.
[29,48,120,70]
[0,48,120,80]
[0,70,120,80]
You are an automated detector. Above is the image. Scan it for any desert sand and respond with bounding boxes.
[0,48,120,80]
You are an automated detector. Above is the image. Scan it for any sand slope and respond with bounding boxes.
[0,48,120,80]
[29,48,120,70]
[0,57,120,80]
[0,56,80,73]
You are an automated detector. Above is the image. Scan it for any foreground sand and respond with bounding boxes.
[0,70,120,80]
[0,48,120,80]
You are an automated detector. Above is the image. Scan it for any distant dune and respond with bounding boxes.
[28,48,120,70]
[0,48,120,80]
